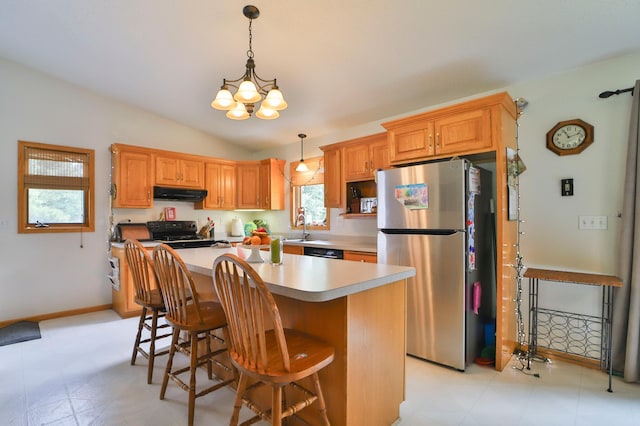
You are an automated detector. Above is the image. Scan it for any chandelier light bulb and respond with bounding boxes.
[211,88,235,110]
[255,105,279,120]
[295,160,309,173]
[226,102,250,120]
[235,80,261,103]
[264,88,288,110]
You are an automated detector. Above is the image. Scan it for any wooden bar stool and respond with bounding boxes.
[212,253,335,426]
[124,239,172,384]
[152,244,234,426]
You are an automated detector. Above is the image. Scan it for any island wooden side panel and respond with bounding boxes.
[345,279,406,425]
[191,271,407,426]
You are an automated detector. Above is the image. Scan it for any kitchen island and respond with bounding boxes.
[177,246,415,426]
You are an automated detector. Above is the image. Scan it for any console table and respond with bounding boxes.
[523,268,622,392]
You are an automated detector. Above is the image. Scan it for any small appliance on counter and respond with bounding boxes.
[231,217,244,237]
[112,222,152,242]
[360,197,377,214]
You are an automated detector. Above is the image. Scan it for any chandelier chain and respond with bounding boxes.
[247,18,254,59]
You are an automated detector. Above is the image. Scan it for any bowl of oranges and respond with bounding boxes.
[240,229,271,263]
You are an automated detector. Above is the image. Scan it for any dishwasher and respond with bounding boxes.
[303,246,344,259]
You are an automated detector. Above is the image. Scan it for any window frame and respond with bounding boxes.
[289,156,329,231]
[17,140,95,234]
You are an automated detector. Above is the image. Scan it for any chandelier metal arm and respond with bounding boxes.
[219,68,278,97]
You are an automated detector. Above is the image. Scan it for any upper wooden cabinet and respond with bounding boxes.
[111,144,153,208]
[343,132,389,182]
[260,158,285,210]
[195,160,236,210]
[321,145,342,208]
[236,161,261,209]
[155,154,204,188]
[236,158,285,210]
[383,93,512,164]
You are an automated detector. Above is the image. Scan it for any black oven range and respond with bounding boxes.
[147,220,228,249]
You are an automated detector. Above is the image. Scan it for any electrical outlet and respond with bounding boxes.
[0,219,8,230]
[579,215,608,230]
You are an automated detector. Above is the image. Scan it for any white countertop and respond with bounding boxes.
[176,246,415,302]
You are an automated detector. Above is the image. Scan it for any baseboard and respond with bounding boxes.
[0,304,113,328]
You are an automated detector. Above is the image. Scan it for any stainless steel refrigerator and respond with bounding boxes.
[377,159,494,371]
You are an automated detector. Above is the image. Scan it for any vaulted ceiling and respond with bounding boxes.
[1,1,639,151]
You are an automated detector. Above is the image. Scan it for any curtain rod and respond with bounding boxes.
[598,86,634,98]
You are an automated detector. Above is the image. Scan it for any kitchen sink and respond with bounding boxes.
[284,238,316,242]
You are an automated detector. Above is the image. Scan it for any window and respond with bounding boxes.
[290,156,329,230]
[18,140,95,233]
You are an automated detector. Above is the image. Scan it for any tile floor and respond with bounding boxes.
[1,309,639,425]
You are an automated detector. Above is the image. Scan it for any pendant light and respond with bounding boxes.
[211,5,287,120]
[295,134,309,172]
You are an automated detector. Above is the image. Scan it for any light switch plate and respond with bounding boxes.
[561,178,574,196]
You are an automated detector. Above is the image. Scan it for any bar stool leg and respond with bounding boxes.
[161,329,180,400]
[131,307,147,365]
[188,332,198,426]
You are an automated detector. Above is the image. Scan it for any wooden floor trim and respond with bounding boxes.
[0,304,113,328]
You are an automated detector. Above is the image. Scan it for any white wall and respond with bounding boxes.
[0,57,252,322]
[1,51,638,322]
[510,53,639,317]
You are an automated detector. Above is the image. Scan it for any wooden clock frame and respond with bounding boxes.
[545,119,594,156]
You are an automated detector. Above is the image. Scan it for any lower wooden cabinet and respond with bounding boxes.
[344,251,377,263]
[284,245,304,255]
[111,246,145,318]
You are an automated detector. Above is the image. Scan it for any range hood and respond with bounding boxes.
[153,186,207,202]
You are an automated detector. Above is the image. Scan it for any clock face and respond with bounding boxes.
[552,125,586,149]
[546,119,594,156]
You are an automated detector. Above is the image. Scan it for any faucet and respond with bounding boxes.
[297,207,310,240]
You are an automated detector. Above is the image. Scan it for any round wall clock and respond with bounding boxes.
[546,119,594,156]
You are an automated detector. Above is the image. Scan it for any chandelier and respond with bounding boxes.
[211,5,287,120]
